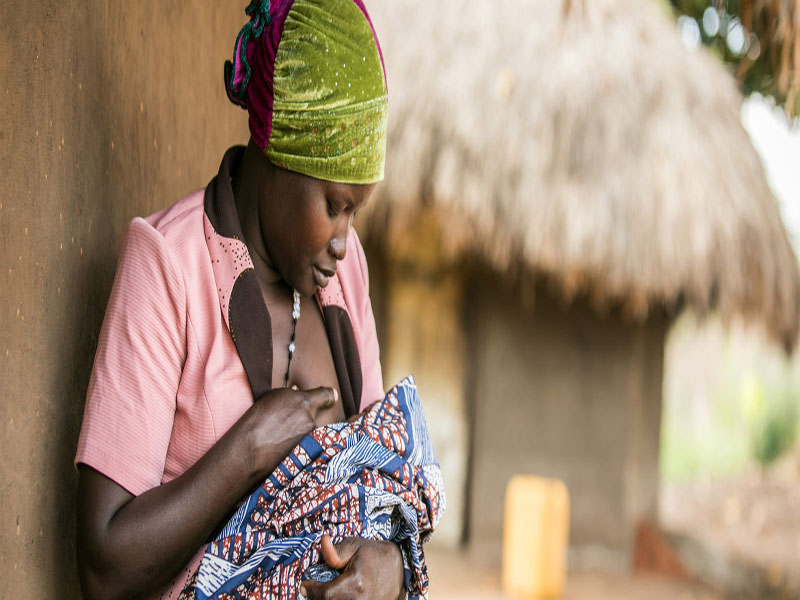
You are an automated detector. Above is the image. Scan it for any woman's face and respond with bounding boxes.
[258,165,376,297]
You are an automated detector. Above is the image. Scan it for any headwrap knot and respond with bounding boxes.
[225,0,272,107]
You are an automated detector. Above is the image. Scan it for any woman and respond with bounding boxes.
[75,1,406,597]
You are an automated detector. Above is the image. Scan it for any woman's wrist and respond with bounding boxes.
[230,405,279,487]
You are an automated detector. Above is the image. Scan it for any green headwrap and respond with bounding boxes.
[226,0,388,184]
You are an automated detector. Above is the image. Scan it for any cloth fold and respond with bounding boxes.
[180,375,445,599]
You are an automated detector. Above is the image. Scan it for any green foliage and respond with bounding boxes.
[669,0,798,115]
[748,376,798,466]
[660,411,751,482]
[660,319,800,483]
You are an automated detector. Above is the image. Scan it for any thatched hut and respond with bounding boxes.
[358,0,800,568]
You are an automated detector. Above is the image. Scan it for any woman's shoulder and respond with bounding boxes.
[107,191,215,312]
[116,190,208,271]
[143,190,206,242]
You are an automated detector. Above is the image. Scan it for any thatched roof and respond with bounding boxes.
[360,0,800,351]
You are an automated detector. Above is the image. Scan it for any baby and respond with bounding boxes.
[180,376,445,600]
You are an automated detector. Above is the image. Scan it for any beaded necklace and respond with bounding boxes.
[284,290,301,387]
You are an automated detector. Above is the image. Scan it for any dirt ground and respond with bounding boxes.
[425,450,800,599]
[660,454,800,598]
[425,548,717,600]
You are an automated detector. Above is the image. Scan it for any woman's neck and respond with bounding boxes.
[232,140,284,288]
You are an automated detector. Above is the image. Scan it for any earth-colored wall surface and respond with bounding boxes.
[466,269,667,570]
[0,2,249,595]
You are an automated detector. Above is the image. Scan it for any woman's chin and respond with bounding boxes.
[295,277,321,298]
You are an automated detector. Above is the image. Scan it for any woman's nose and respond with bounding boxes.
[329,215,352,261]
[329,234,347,261]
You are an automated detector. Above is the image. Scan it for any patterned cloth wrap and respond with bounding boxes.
[180,375,445,600]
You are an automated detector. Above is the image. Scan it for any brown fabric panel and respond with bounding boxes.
[203,146,246,239]
[323,305,362,418]
[204,146,274,399]
[228,269,274,400]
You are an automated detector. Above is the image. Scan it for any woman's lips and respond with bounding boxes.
[313,265,331,288]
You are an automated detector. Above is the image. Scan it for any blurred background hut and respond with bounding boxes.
[360,0,800,573]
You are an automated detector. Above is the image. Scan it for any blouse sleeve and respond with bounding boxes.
[75,217,187,497]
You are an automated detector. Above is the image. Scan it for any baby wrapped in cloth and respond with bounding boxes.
[180,376,446,599]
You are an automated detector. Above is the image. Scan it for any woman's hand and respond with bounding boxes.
[244,386,337,478]
[301,534,405,600]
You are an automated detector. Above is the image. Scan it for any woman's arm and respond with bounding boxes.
[77,386,336,600]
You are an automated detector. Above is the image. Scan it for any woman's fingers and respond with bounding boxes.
[300,537,402,600]
[300,536,362,599]
[299,578,327,599]
[318,533,343,569]
[319,534,360,570]
[301,568,362,600]
[304,387,337,417]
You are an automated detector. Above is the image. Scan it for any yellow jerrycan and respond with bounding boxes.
[501,475,570,598]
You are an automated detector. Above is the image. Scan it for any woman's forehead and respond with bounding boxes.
[275,162,376,203]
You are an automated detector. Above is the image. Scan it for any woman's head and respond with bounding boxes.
[245,142,376,297]
[226,0,388,185]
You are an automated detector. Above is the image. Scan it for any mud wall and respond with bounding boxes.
[466,268,667,569]
[0,2,249,595]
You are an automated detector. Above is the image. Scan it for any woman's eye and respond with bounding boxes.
[326,199,339,218]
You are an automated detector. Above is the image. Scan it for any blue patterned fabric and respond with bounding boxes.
[180,375,445,599]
